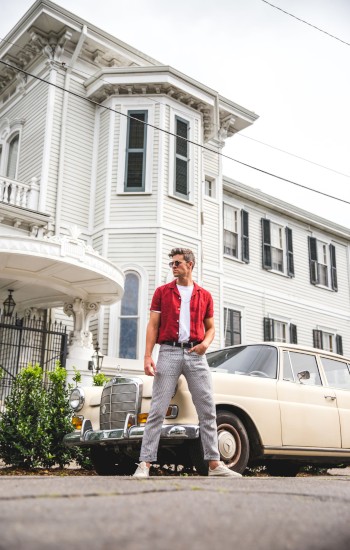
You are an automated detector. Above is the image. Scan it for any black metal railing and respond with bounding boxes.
[0,315,68,412]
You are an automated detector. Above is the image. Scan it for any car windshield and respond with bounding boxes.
[207,345,278,379]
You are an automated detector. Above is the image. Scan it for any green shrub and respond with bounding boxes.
[0,362,90,470]
[93,372,110,386]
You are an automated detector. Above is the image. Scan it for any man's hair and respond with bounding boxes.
[169,248,196,269]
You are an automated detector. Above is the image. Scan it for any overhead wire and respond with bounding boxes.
[236,134,350,179]
[260,0,350,47]
[0,57,349,207]
[1,34,349,181]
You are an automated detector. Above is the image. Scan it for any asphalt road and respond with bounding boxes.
[0,475,349,550]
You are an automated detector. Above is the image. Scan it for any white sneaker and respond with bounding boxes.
[208,462,242,478]
[133,461,150,478]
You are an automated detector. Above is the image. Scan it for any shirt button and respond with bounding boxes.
[177,320,179,323]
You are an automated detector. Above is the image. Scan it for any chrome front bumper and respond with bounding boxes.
[63,419,200,448]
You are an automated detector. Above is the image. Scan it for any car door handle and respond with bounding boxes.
[324,395,336,401]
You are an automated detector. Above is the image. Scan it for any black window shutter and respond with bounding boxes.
[336,335,343,355]
[290,324,298,344]
[262,219,272,270]
[175,117,189,197]
[125,111,147,191]
[313,329,323,349]
[286,227,295,277]
[308,237,318,285]
[264,317,274,341]
[241,210,249,263]
[329,244,338,291]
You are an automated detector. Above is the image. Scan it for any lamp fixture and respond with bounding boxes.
[3,289,16,317]
[88,341,104,373]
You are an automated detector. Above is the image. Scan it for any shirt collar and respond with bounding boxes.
[170,279,200,296]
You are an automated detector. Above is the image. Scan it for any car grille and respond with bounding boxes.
[100,378,140,430]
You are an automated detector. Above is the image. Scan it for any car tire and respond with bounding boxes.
[90,448,135,476]
[265,461,300,477]
[189,411,250,475]
[216,411,250,474]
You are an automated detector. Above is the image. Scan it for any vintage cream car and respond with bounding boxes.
[63,343,350,476]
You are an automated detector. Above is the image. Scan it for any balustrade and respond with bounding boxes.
[0,175,39,210]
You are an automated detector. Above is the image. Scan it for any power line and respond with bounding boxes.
[260,0,350,47]
[0,58,349,207]
[237,134,350,179]
[1,34,349,181]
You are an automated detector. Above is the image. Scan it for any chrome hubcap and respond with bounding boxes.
[218,429,237,461]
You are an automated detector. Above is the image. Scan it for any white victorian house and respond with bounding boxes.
[0,0,349,389]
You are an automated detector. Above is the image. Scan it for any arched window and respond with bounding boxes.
[6,134,19,179]
[119,272,140,359]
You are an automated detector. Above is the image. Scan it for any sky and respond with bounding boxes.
[1,0,350,227]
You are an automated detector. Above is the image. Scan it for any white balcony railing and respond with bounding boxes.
[0,176,39,211]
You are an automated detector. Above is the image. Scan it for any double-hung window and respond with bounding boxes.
[223,204,249,263]
[174,116,189,198]
[308,237,337,291]
[313,329,343,355]
[224,204,238,257]
[224,308,242,346]
[264,317,297,344]
[262,218,294,277]
[0,133,20,180]
[204,177,216,199]
[119,272,140,359]
[6,134,19,179]
[125,111,147,192]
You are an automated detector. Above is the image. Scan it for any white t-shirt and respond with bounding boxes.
[176,284,193,343]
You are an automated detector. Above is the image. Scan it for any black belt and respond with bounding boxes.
[161,341,201,349]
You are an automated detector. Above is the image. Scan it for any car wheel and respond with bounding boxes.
[265,461,300,477]
[189,411,249,475]
[90,448,135,476]
[216,411,250,474]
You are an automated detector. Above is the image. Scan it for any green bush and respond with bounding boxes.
[93,372,110,386]
[0,362,90,470]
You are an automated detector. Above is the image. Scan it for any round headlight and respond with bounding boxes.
[69,387,85,411]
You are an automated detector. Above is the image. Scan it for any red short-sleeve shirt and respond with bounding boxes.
[150,280,214,344]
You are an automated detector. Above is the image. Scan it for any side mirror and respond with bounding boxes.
[297,370,310,383]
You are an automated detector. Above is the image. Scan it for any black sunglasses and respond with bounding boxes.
[169,261,185,267]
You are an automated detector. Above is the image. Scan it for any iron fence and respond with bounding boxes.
[0,315,68,412]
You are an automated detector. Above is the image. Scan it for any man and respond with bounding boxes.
[133,247,242,478]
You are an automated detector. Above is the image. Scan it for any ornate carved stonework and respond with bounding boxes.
[30,29,73,64]
[64,298,101,353]
[218,115,237,141]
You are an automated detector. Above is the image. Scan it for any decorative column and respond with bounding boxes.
[64,298,100,359]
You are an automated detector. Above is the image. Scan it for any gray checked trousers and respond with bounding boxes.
[139,345,220,462]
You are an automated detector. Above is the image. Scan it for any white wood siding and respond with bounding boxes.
[45,71,64,216]
[59,77,95,230]
[162,106,201,238]
[203,147,219,175]
[202,272,221,350]
[94,109,110,227]
[107,231,157,305]
[221,189,350,354]
[202,198,221,267]
[1,79,48,201]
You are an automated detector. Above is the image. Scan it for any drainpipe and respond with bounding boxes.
[55,25,87,235]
